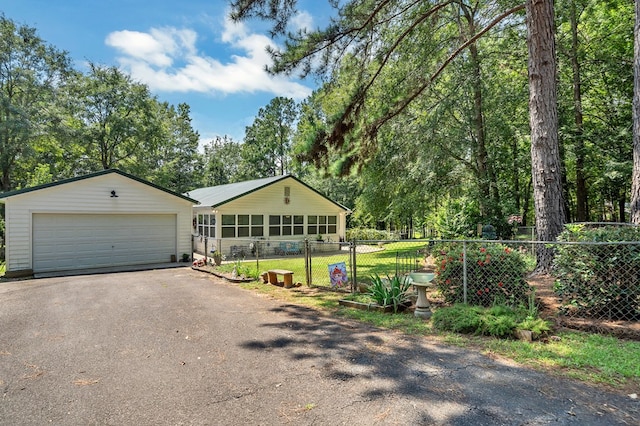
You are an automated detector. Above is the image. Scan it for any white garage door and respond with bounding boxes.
[33,213,177,273]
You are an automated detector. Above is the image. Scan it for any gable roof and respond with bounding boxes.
[0,169,199,204]
[186,174,350,211]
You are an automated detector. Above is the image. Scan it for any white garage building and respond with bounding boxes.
[0,169,197,277]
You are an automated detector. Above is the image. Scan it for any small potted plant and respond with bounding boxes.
[211,250,223,266]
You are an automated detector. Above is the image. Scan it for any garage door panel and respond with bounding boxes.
[33,214,176,273]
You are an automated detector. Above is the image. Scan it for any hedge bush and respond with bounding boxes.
[346,228,394,241]
[553,224,640,320]
[434,242,530,307]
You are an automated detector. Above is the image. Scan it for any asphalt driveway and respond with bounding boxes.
[0,268,637,425]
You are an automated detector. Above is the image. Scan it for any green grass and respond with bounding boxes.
[251,241,428,288]
[237,278,640,391]
[0,260,5,277]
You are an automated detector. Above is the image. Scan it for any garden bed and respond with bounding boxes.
[192,265,255,283]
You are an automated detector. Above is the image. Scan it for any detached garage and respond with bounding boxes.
[0,169,197,277]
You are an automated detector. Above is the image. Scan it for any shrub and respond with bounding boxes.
[432,303,551,339]
[346,228,393,241]
[553,224,640,320]
[432,304,483,334]
[426,197,480,239]
[368,274,413,313]
[434,243,530,307]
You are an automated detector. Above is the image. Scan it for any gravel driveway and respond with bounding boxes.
[0,268,638,425]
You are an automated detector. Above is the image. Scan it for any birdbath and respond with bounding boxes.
[408,272,435,319]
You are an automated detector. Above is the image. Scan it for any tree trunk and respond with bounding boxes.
[570,0,588,222]
[631,0,640,223]
[527,0,565,272]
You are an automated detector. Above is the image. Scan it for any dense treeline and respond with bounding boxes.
[228,0,635,241]
[1,1,637,249]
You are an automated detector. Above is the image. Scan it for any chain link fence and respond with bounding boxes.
[193,236,640,334]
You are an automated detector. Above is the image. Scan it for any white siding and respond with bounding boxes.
[193,178,349,256]
[4,173,193,273]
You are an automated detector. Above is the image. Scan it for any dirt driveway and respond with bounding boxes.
[0,268,638,425]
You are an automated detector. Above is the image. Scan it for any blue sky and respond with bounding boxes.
[1,0,330,144]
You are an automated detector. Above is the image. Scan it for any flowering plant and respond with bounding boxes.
[434,243,530,307]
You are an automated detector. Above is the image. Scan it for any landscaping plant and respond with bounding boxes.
[368,273,413,313]
[432,303,551,339]
[434,242,530,307]
[553,224,640,320]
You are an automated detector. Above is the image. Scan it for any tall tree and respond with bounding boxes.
[148,102,202,193]
[239,96,298,179]
[201,135,243,186]
[230,1,564,262]
[631,0,640,223]
[0,16,71,191]
[66,63,155,172]
[527,0,564,270]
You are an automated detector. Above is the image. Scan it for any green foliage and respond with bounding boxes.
[217,260,259,279]
[427,197,480,239]
[0,16,71,191]
[434,243,531,307]
[553,225,640,320]
[516,317,551,339]
[367,274,412,313]
[431,304,484,334]
[201,135,243,186]
[239,96,298,179]
[346,228,393,241]
[432,303,551,339]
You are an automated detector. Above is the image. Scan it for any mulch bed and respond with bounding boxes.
[191,265,254,283]
[528,274,640,341]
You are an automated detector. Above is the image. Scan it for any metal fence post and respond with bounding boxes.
[254,240,259,274]
[351,239,357,293]
[204,236,208,264]
[463,241,468,304]
[304,238,311,286]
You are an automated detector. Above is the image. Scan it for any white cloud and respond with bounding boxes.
[290,11,313,32]
[105,17,311,100]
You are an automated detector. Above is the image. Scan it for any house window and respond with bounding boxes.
[308,215,337,235]
[307,215,317,235]
[269,215,301,236]
[269,215,281,236]
[238,214,250,237]
[221,214,236,238]
[328,215,337,234]
[251,215,264,237]
[197,214,216,237]
[293,215,304,235]
[221,214,264,238]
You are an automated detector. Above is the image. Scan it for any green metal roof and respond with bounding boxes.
[186,174,350,211]
[0,169,199,204]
